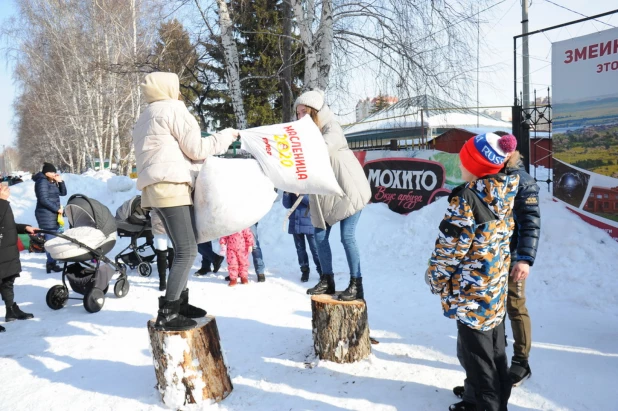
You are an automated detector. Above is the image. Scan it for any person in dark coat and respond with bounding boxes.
[33,162,67,273]
[0,184,37,332]
[282,192,322,283]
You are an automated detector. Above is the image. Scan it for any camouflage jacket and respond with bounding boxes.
[426,173,519,331]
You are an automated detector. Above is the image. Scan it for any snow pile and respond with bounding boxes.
[0,170,617,411]
[107,175,135,193]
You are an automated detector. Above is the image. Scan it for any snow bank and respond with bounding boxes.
[1,171,617,411]
[107,175,135,193]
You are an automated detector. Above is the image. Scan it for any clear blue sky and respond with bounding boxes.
[0,0,617,145]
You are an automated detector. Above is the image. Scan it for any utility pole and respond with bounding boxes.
[522,0,530,109]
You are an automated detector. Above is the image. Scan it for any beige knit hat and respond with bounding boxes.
[140,72,180,104]
[294,89,325,112]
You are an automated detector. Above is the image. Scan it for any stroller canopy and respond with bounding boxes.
[115,195,148,227]
[65,194,116,237]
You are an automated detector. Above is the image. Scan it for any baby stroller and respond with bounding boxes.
[114,195,156,277]
[42,194,129,313]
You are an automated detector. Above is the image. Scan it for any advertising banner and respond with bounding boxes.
[354,150,463,214]
[552,27,618,240]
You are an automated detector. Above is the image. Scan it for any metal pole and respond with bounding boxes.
[522,0,530,110]
[514,37,518,105]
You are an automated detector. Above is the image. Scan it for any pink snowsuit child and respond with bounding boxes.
[220,227,255,285]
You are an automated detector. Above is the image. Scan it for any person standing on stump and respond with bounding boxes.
[149,208,174,292]
[33,162,67,274]
[133,72,239,331]
[0,184,37,332]
[452,134,541,407]
[426,133,518,411]
[294,90,371,301]
[282,192,321,282]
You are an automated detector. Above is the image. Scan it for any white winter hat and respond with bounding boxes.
[294,89,325,112]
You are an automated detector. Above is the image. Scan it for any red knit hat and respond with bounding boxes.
[459,133,517,177]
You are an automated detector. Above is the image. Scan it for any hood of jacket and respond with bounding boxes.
[468,173,519,222]
[33,172,47,182]
[141,72,180,104]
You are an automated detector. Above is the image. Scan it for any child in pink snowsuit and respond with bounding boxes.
[220,227,254,286]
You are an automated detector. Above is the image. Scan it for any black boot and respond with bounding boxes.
[5,303,34,322]
[154,297,196,331]
[306,274,335,295]
[156,249,168,291]
[300,266,310,283]
[338,277,364,301]
[179,288,207,318]
[0,324,5,332]
[212,254,224,273]
[46,262,62,274]
[167,248,175,269]
[194,263,212,276]
[257,273,266,283]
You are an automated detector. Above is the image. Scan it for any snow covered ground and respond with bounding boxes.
[1,171,617,411]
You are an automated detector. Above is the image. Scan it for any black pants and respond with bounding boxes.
[0,276,17,307]
[457,320,512,411]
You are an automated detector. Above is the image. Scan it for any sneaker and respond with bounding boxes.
[453,386,464,399]
[510,359,532,387]
[449,400,475,411]
[228,278,238,287]
[240,277,249,285]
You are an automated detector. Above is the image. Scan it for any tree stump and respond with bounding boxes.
[147,316,233,407]
[311,294,371,363]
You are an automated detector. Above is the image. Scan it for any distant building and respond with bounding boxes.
[355,96,399,122]
[584,186,618,215]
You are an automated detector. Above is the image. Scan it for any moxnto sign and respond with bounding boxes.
[363,158,450,214]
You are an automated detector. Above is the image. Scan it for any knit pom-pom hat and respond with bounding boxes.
[459,133,517,177]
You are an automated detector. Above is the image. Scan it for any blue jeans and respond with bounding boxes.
[314,211,362,278]
[250,223,265,274]
[44,233,57,264]
[293,234,322,274]
[197,241,219,266]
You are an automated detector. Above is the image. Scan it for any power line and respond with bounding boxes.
[542,0,617,28]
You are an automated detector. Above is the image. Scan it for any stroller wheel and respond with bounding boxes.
[84,288,105,313]
[137,262,152,277]
[46,285,69,310]
[114,278,130,298]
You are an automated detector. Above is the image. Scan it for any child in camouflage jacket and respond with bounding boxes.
[426,133,518,411]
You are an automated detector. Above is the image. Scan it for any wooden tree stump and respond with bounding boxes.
[311,294,371,363]
[147,316,233,407]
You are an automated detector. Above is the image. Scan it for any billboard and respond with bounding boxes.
[552,27,618,240]
[354,150,463,214]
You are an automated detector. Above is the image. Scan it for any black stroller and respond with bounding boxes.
[42,194,129,313]
[114,195,156,277]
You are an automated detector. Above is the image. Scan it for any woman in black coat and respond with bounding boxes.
[33,162,67,273]
[0,184,37,332]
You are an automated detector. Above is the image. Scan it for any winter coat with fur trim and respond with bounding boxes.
[308,104,371,229]
[426,173,519,331]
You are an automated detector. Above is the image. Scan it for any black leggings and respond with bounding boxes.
[154,206,198,301]
[0,276,17,307]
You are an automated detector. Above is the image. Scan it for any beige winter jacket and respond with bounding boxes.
[133,72,236,208]
[309,104,371,229]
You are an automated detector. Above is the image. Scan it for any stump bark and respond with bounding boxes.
[311,293,371,363]
[147,316,233,407]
